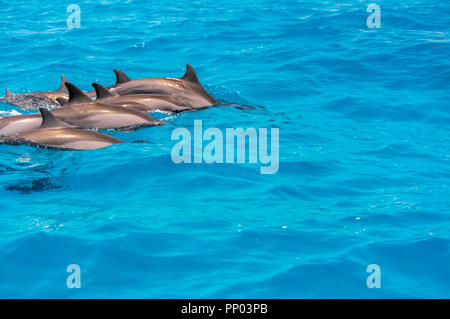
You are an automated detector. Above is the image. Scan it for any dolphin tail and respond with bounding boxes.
[113,69,132,84]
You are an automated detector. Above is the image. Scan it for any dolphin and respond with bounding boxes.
[0,76,70,110]
[0,82,164,135]
[56,82,164,129]
[0,108,124,150]
[1,70,132,109]
[107,65,217,108]
[91,83,192,113]
[0,113,43,135]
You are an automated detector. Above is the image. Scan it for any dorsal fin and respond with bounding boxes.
[5,89,12,97]
[56,97,68,106]
[57,75,69,92]
[92,83,114,99]
[181,64,200,84]
[113,69,132,84]
[65,82,92,104]
[39,108,70,128]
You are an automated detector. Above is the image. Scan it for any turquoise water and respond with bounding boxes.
[0,0,449,298]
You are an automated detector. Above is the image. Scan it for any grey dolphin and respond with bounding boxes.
[0,82,163,135]
[1,108,124,150]
[1,70,132,107]
[0,76,69,110]
[92,83,192,113]
[0,113,43,135]
[108,65,217,107]
[55,82,163,129]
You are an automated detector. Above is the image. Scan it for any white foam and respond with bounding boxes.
[0,110,22,116]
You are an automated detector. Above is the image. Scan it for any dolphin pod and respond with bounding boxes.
[1,65,216,110]
[0,109,124,150]
[0,69,133,110]
[0,65,217,150]
[0,82,163,135]
[91,83,193,113]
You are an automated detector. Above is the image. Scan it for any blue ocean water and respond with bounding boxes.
[0,0,449,298]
